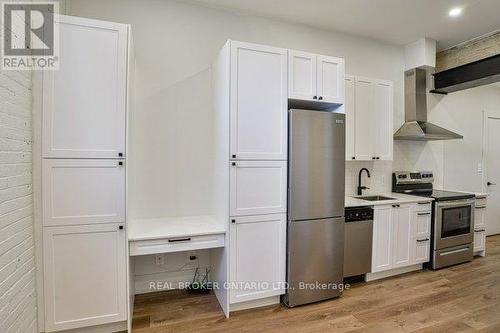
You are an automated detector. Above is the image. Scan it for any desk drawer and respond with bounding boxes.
[130,233,225,256]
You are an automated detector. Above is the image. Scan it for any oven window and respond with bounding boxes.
[441,206,472,238]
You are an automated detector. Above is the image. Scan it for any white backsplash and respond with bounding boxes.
[345,161,393,196]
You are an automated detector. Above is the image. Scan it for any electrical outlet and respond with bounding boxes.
[155,254,165,266]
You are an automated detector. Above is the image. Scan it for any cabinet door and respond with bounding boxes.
[354,77,374,160]
[42,159,125,226]
[372,206,393,272]
[43,15,127,158]
[43,224,127,331]
[345,75,356,161]
[230,41,287,160]
[392,204,412,268]
[230,161,287,216]
[316,55,345,104]
[373,80,394,160]
[229,214,286,304]
[288,50,317,101]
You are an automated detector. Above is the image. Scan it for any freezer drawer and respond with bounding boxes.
[285,217,344,307]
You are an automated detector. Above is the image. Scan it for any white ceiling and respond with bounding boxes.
[184,0,500,50]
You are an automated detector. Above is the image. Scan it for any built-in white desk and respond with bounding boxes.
[128,216,226,256]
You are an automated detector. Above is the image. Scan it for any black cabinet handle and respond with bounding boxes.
[118,161,123,166]
[418,212,431,216]
[119,225,124,230]
[376,157,380,160]
[418,202,429,205]
[232,154,236,159]
[417,238,430,243]
[318,96,323,100]
[168,237,192,243]
[232,162,236,166]
[118,152,123,157]
[231,219,236,224]
[487,182,496,186]
[475,229,486,232]
[476,207,486,209]
[352,157,356,160]
[372,157,376,160]
[392,204,401,208]
[313,96,318,99]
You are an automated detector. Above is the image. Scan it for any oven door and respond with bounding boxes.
[434,199,475,250]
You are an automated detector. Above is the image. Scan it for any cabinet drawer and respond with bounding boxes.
[412,237,431,264]
[476,197,487,208]
[129,234,225,256]
[474,206,486,229]
[473,229,486,253]
[415,202,432,212]
[230,161,287,216]
[43,159,125,226]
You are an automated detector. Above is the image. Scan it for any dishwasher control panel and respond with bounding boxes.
[345,207,373,222]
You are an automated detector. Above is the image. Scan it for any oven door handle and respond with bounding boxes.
[435,199,475,209]
[439,246,471,256]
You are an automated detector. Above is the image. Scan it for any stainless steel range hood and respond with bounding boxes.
[394,68,463,141]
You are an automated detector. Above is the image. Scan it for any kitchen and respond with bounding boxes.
[2,0,500,333]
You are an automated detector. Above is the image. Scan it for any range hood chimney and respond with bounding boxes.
[394,68,463,141]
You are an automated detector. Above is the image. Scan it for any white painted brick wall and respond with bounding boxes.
[0,67,37,333]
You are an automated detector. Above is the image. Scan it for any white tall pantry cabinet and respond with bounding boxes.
[37,15,133,333]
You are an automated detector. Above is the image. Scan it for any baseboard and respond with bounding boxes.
[49,321,127,333]
[229,296,280,313]
[365,264,423,282]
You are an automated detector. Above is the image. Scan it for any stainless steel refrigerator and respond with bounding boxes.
[284,109,345,307]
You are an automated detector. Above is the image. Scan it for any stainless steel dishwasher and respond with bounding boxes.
[344,207,373,278]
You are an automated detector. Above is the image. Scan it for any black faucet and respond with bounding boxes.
[357,168,371,195]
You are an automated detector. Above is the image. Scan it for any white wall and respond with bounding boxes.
[0,70,37,331]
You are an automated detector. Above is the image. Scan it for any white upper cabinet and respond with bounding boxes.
[230,41,287,160]
[288,50,317,100]
[43,223,127,332]
[317,55,345,104]
[229,214,286,304]
[354,77,375,161]
[230,161,287,217]
[43,16,128,159]
[345,76,356,160]
[373,80,394,160]
[288,50,345,104]
[42,159,125,227]
[345,76,394,161]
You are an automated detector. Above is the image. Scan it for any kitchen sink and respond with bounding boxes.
[357,195,395,201]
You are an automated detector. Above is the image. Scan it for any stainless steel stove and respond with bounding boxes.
[392,171,475,269]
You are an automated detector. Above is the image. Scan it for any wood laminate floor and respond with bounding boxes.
[132,235,500,333]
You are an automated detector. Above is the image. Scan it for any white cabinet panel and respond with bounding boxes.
[317,55,345,104]
[414,211,431,239]
[43,16,127,158]
[372,206,393,273]
[43,159,125,226]
[230,161,287,216]
[345,76,356,161]
[43,224,127,332]
[354,77,374,161]
[230,41,287,160]
[474,230,486,253]
[412,238,431,264]
[229,214,286,304]
[288,50,316,100]
[475,207,486,229]
[392,204,412,268]
[373,80,393,160]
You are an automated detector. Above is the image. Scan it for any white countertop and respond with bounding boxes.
[345,193,434,208]
[128,215,226,241]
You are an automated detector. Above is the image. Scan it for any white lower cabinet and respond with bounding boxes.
[43,223,127,332]
[230,161,287,216]
[229,214,286,304]
[474,204,487,254]
[372,203,432,273]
